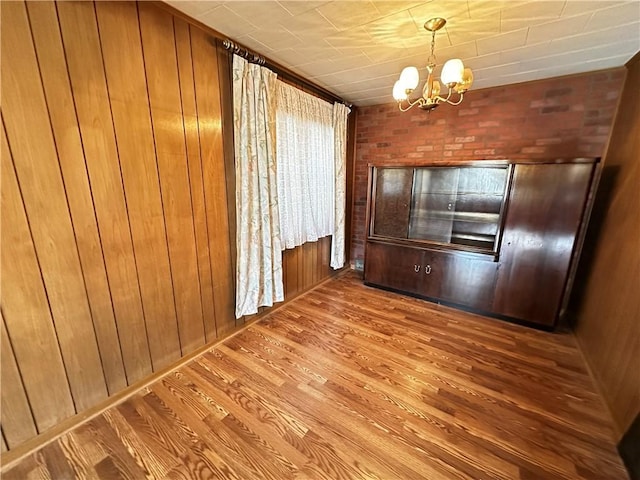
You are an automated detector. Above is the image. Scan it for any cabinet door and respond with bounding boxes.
[372,168,413,238]
[438,254,499,311]
[409,168,459,242]
[364,242,424,296]
[494,163,594,326]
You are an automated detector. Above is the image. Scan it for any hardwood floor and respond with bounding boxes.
[3,272,627,479]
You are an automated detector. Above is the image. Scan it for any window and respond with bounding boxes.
[276,81,335,249]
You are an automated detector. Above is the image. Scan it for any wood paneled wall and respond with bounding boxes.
[0,0,340,454]
[572,53,640,442]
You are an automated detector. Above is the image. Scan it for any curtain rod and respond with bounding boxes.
[221,38,351,108]
[223,39,267,66]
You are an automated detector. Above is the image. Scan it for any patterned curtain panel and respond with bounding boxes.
[331,102,351,269]
[276,81,334,249]
[232,55,284,319]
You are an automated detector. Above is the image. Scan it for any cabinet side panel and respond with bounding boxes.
[494,163,594,325]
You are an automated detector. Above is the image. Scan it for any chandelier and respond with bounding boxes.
[392,18,473,112]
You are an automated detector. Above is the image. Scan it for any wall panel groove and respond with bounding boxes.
[1,119,76,431]
[174,18,217,343]
[2,0,108,412]
[138,2,205,354]
[95,0,181,370]
[57,0,153,384]
[26,0,128,395]
[191,25,235,338]
[1,311,37,448]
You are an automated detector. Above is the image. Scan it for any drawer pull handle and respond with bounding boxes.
[425,265,432,275]
[414,265,420,273]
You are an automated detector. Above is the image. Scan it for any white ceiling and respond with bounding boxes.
[166,1,640,106]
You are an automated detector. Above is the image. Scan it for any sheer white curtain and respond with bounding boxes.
[276,81,334,249]
[331,102,351,269]
[232,55,283,318]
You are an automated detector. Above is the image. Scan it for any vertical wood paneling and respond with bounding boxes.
[1,312,37,448]
[217,42,238,300]
[321,236,331,277]
[1,0,342,456]
[283,248,299,298]
[0,121,75,431]
[191,26,235,337]
[56,0,152,385]
[138,3,205,354]
[173,19,218,343]
[303,242,315,289]
[1,0,108,411]
[95,1,181,369]
[26,0,127,395]
[574,55,640,440]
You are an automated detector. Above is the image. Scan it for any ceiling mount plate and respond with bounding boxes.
[424,18,446,32]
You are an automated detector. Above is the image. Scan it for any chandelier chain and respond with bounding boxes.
[428,30,437,65]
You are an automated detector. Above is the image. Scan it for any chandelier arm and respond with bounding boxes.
[443,93,465,106]
[398,96,425,112]
[433,87,454,104]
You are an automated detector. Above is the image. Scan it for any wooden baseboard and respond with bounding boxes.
[0,268,346,471]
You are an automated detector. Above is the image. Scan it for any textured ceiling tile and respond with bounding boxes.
[501,1,566,20]
[476,28,529,55]
[165,0,223,17]
[281,9,339,40]
[224,1,294,25]
[445,17,501,44]
[277,1,330,16]
[361,44,418,64]
[526,13,592,45]
[316,1,383,31]
[498,42,558,64]
[550,22,640,52]
[408,1,471,31]
[365,10,421,49]
[468,51,506,70]
[325,26,376,49]
[467,1,527,19]
[352,90,397,104]
[519,40,639,71]
[273,43,339,65]
[433,40,479,63]
[329,52,374,72]
[198,5,259,38]
[485,54,630,84]
[240,28,303,53]
[166,0,640,106]
[561,0,626,17]
[373,1,429,17]
[337,73,399,91]
[584,1,640,29]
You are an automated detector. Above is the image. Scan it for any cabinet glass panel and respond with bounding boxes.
[373,168,412,238]
[371,165,509,254]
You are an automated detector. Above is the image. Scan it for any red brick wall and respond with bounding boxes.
[351,68,626,264]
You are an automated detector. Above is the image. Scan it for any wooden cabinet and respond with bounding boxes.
[493,162,596,326]
[364,159,598,328]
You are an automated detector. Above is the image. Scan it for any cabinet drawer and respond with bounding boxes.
[364,242,424,295]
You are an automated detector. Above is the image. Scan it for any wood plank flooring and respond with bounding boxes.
[2,272,628,479]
